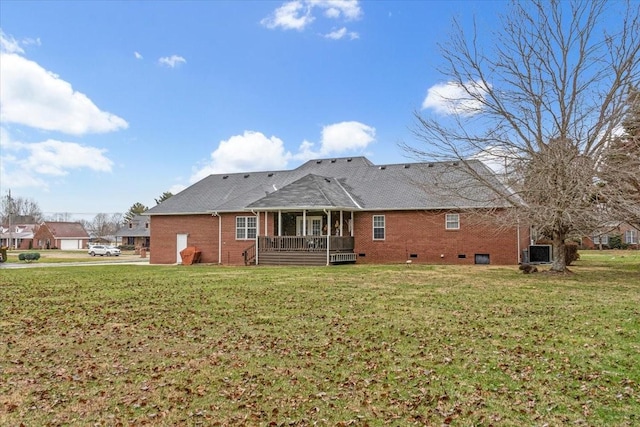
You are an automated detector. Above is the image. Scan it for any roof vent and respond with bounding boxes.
[244,174,250,178]
[428,163,434,167]
[347,158,352,162]
[331,159,336,163]
[324,178,331,183]
[267,173,274,177]
[316,160,322,164]
[222,175,229,179]
[404,164,411,169]
[379,166,386,170]
[452,162,459,166]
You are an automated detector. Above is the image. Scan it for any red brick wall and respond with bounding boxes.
[352,210,525,265]
[150,213,257,265]
[150,210,527,266]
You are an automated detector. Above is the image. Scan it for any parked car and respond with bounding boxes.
[88,245,121,256]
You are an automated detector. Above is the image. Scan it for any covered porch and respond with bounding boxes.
[243,173,362,266]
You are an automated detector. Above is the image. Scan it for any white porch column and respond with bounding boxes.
[302,210,307,235]
[278,211,282,236]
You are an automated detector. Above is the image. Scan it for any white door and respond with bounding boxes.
[176,234,188,264]
[296,216,323,236]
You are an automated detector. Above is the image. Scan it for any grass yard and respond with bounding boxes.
[1,251,638,426]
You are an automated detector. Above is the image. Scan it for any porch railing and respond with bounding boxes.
[257,236,354,252]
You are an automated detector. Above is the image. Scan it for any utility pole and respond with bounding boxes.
[7,189,13,250]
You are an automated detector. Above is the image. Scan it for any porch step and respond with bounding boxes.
[258,251,327,266]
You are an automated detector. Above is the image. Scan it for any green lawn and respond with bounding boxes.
[1,251,638,425]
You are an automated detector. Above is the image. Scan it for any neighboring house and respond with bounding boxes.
[115,215,150,248]
[584,223,640,249]
[32,221,90,250]
[145,156,530,266]
[0,224,37,249]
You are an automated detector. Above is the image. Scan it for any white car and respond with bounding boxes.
[88,245,121,256]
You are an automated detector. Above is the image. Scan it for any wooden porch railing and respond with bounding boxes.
[257,236,354,252]
[242,243,256,265]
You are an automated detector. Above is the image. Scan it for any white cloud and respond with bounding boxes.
[158,55,186,68]
[262,0,361,32]
[0,127,114,190]
[190,131,292,182]
[0,30,24,53]
[0,52,129,135]
[422,80,489,116]
[293,121,376,160]
[134,51,143,59]
[261,1,314,30]
[324,27,359,40]
[189,121,375,182]
[311,0,362,20]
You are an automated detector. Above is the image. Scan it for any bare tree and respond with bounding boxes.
[1,191,44,224]
[86,213,123,242]
[599,89,640,229]
[403,0,639,272]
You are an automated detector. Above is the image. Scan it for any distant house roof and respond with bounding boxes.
[145,156,513,216]
[115,215,150,237]
[41,222,89,239]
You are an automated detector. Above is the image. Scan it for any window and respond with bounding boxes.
[625,230,638,244]
[592,234,609,245]
[373,215,385,240]
[236,216,257,240]
[446,213,460,230]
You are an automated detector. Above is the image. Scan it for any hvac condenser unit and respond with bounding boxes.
[528,244,552,264]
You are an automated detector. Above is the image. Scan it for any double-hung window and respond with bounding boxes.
[625,230,638,245]
[593,234,609,245]
[445,213,460,230]
[373,215,385,240]
[236,216,257,240]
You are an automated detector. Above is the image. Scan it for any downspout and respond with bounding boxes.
[516,218,521,264]
[212,212,221,264]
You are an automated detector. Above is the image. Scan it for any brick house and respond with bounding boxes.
[0,223,37,249]
[32,221,90,250]
[583,222,640,249]
[144,157,530,266]
[115,215,150,250]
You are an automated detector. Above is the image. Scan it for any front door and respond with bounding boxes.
[176,233,188,264]
[296,216,322,236]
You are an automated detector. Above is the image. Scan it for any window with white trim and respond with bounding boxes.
[445,213,460,230]
[373,215,385,240]
[236,216,257,240]
[592,234,609,245]
[624,230,638,244]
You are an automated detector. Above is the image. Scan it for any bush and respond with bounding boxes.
[565,242,580,266]
[608,234,629,250]
[18,252,41,262]
[119,245,135,251]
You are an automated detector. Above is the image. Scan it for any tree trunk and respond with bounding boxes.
[551,231,567,272]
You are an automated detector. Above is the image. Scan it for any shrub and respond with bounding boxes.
[565,242,580,266]
[608,234,629,250]
[119,245,135,251]
[18,252,41,262]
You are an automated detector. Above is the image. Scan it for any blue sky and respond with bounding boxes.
[1,0,506,218]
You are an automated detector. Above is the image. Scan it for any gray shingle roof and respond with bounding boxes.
[115,215,150,237]
[145,156,511,215]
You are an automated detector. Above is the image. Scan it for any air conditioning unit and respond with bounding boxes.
[528,244,552,264]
